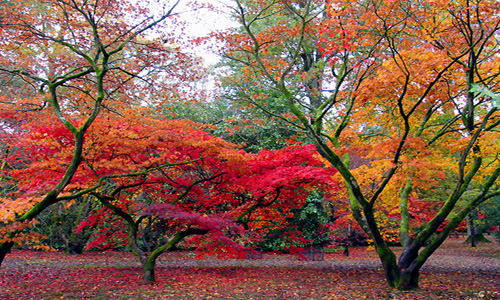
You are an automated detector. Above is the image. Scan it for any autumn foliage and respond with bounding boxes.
[2,239,500,299]
[1,0,500,294]
[1,101,338,282]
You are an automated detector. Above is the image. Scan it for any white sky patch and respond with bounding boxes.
[128,0,237,65]
[177,0,238,66]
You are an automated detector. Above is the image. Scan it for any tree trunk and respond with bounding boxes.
[395,242,423,290]
[0,242,14,267]
[466,214,472,237]
[142,258,156,284]
[466,231,490,243]
[467,210,478,247]
[397,269,420,290]
[66,242,85,255]
[143,268,156,284]
[376,246,400,288]
[343,244,349,257]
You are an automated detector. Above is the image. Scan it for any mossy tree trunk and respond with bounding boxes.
[96,194,209,284]
[0,242,14,267]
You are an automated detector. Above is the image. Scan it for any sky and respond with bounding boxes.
[177,0,238,66]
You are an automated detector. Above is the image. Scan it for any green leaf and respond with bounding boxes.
[470,83,500,108]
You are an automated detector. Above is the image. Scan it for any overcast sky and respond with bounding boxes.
[179,0,238,65]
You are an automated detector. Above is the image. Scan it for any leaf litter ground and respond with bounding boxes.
[1,237,499,299]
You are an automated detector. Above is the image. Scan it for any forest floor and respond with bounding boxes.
[1,237,499,299]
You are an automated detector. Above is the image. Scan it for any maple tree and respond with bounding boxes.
[6,105,336,283]
[217,0,500,290]
[228,144,337,250]
[3,108,223,281]
[64,113,247,283]
[77,131,336,283]
[0,108,213,275]
[0,0,206,265]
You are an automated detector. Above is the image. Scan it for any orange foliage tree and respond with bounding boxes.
[17,111,244,283]
[2,104,336,283]
[217,0,500,290]
[80,123,336,283]
[0,0,205,264]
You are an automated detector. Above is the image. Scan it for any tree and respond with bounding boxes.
[162,82,310,152]
[11,106,335,283]
[217,0,500,290]
[72,114,245,283]
[0,0,202,265]
[228,144,337,250]
[2,106,244,282]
